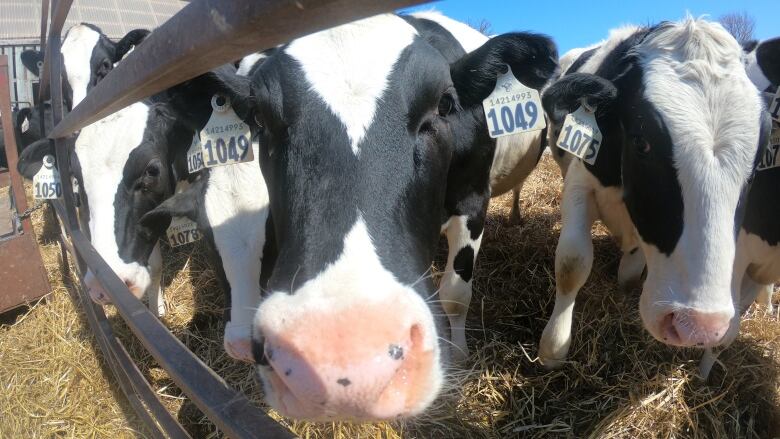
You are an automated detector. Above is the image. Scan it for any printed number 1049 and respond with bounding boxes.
[486,101,539,136]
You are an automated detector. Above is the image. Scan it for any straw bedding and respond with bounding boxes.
[1,156,778,438]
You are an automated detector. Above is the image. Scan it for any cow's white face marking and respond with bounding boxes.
[77,102,153,295]
[636,19,762,322]
[236,52,266,76]
[285,14,417,155]
[62,25,101,107]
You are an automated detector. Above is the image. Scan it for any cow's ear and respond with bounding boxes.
[17,139,53,180]
[756,37,780,86]
[114,29,150,61]
[137,182,203,238]
[15,108,32,133]
[541,73,618,124]
[20,50,44,76]
[166,65,251,122]
[450,32,559,107]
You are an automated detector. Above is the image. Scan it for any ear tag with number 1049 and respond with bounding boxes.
[166,216,201,248]
[199,94,254,168]
[33,155,62,199]
[557,103,603,165]
[482,65,546,138]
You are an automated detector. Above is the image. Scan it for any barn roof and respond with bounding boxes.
[0,0,187,45]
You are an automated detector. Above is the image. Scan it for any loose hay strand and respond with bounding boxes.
[2,158,779,438]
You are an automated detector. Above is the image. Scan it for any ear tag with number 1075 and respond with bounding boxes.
[756,124,780,171]
[768,88,780,123]
[482,65,546,138]
[199,94,254,168]
[33,155,62,199]
[166,216,201,247]
[557,103,603,165]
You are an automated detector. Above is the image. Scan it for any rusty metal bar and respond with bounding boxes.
[40,0,50,54]
[51,201,190,439]
[49,0,430,138]
[68,228,297,439]
[0,56,31,235]
[40,0,73,101]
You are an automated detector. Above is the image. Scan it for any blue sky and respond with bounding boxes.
[402,0,779,54]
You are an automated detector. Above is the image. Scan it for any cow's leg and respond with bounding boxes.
[441,213,485,361]
[539,180,597,368]
[756,284,774,314]
[147,243,165,317]
[508,184,523,225]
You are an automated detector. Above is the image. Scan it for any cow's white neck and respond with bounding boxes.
[62,25,101,107]
[410,10,488,52]
[285,14,417,156]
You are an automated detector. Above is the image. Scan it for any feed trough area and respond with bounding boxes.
[1,1,779,438]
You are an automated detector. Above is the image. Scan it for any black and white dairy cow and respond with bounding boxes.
[734,37,780,314]
[22,24,149,108]
[538,19,768,368]
[19,24,270,362]
[203,13,556,420]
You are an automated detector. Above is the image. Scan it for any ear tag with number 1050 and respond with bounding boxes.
[33,155,62,199]
[557,102,603,165]
[187,134,205,174]
[166,216,201,247]
[199,94,254,168]
[482,65,546,138]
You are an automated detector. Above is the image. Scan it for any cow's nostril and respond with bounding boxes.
[388,344,404,360]
[337,378,351,387]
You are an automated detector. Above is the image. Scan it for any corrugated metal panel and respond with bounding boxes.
[0,0,187,45]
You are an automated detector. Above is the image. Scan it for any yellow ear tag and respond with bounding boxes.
[557,101,603,165]
[199,94,254,168]
[33,155,62,199]
[482,65,546,138]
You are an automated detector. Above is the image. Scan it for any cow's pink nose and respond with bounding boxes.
[259,305,436,421]
[660,310,731,347]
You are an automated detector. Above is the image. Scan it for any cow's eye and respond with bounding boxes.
[632,136,651,154]
[145,162,161,177]
[437,91,456,117]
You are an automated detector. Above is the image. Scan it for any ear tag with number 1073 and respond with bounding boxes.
[33,155,62,199]
[166,216,201,248]
[557,103,603,165]
[482,65,546,138]
[199,94,254,168]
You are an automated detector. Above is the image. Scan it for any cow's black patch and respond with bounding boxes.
[453,245,475,282]
[565,47,597,75]
[756,37,780,86]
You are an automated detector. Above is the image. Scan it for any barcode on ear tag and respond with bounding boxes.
[482,65,546,139]
[769,89,780,123]
[757,125,780,171]
[557,106,603,165]
[200,95,254,168]
[166,216,201,247]
[187,135,205,174]
[33,155,62,199]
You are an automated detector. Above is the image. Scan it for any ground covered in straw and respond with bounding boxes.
[1,156,779,438]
